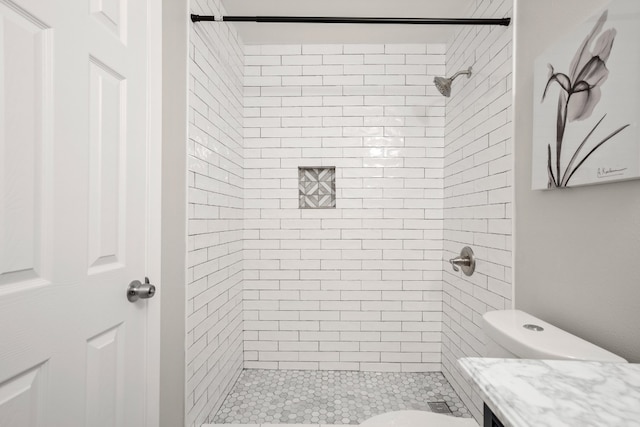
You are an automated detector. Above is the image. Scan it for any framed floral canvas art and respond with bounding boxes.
[532,0,640,189]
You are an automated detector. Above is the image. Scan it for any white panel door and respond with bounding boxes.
[0,0,154,426]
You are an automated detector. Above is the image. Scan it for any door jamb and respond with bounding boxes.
[145,0,162,425]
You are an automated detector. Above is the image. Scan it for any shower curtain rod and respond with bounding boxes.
[190,15,511,26]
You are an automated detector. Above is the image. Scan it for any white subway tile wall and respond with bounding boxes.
[243,43,447,372]
[187,0,244,425]
[441,0,513,422]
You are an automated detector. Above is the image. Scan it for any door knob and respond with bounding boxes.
[127,277,156,302]
[448,246,476,276]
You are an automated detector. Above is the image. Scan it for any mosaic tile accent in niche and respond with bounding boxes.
[298,167,336,209]
[212,369,470,424]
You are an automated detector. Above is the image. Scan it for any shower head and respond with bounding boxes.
[433,76,452,97]
[434,67,473,97]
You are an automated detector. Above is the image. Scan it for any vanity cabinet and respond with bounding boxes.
[483,404,505,427]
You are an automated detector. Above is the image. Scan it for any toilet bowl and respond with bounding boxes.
[359,309,626,427]
[360,410,478,427]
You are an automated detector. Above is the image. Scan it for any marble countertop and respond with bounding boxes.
[459,358,640,427]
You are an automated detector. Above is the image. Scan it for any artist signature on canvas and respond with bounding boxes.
[597,167,628,178]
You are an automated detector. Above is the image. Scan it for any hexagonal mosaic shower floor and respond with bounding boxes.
[211,370,471,424]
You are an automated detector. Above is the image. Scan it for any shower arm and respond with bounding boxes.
[449,68,472,82]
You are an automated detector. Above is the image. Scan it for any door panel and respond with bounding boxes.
[90,0,126,43]
[0,0,151,425]
[87,57,126,274]
[85,324,125,427]
[0,362,47,427]
[0,0,52,292]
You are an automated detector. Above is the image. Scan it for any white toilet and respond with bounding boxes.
[360,309,627,427]
[360,410,478,427]
[482,309,626,362]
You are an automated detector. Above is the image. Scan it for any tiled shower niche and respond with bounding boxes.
[298,167,336,209]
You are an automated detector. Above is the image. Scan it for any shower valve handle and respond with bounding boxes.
[448,247,476,276]
[449,256,470,272]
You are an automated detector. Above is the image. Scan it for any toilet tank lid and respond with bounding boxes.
[483,310,627,363]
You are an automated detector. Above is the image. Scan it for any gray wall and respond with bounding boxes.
[514,0,640,363]
[161,0,188,425]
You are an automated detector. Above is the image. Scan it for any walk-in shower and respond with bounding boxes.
[187,0,515,423]
[434,67,473,97]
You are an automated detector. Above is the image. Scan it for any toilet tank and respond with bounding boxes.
[482,310,627,362]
